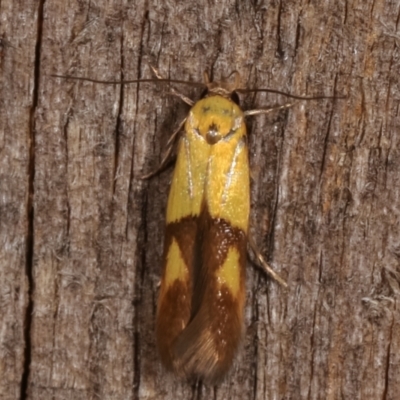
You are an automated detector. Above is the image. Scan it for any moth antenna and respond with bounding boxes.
[147,66,195,106]
[50,74,205,88]
[236,87,346,101]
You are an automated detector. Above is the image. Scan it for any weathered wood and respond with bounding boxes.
[1,0,400,399]
[0,1,40,399]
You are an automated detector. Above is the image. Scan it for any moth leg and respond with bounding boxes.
[244,101,297,117]
[140,117,187,180]
[248,236,287,288]
[150,66,194,106]
[168,88,195,106]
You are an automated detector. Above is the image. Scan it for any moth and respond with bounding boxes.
[156,72,251,384]
[52,69,338,384]
[151,70,332,383]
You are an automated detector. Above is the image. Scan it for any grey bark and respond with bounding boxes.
[1,0,400,399]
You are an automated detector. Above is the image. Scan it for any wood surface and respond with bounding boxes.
[1,0,400,399]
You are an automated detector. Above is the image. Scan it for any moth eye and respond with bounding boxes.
[230,91,240,105]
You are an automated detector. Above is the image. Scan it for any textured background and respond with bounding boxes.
[1,0,400,399]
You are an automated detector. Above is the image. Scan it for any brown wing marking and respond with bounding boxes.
[156,215,197,371]
[172,205,247,384]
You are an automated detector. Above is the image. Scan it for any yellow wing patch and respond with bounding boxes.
[216,247,241,297]
[166,135,210,223]
[206,138,249,232]
[164,238,188,288]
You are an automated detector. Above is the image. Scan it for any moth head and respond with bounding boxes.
[201,71,241,105]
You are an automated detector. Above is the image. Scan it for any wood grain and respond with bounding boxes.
[1,0,400,399]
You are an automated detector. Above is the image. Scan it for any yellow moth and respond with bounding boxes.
[52,69,338,384]
[153,70,310,383]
